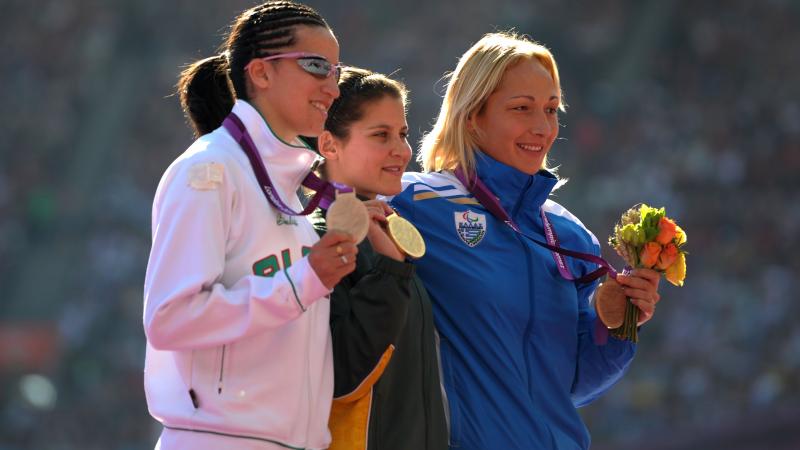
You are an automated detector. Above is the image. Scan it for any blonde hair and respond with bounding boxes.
[419,31,564,175]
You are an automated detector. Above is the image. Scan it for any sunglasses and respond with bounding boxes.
[247,52,342,81]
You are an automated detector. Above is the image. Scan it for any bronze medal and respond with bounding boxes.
[594,277,628,329]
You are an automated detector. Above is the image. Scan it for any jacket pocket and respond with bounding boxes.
[438,336,462,447]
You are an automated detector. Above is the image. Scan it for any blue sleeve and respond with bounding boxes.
[389,184,415,223]
[570,271,637,407]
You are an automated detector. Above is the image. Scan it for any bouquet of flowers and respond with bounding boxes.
[602,204,687,342]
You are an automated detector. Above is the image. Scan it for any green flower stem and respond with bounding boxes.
[627,300,639,343]
[610,299,639,343]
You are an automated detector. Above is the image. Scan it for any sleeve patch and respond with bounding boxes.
[188,162,224,190]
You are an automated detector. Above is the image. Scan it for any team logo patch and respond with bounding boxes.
[454,210,486,247]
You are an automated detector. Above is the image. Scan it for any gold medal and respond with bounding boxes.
[327,192,369,244]
[594,277,627,329]
[386,213,426,259]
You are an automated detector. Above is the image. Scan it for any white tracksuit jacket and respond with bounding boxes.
[143,100,333,449]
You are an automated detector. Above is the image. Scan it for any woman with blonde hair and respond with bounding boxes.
[388,32,662,449]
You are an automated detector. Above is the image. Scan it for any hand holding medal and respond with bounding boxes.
[385,213,425,259]
[222,114,367,289]
[308,231,358,290]
[359,200,426,261]
[595,204,688,342]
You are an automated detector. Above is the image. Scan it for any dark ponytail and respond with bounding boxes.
[178,54,234,138]
[177,1,330,137]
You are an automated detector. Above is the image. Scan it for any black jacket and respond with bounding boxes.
[312,210,448,450]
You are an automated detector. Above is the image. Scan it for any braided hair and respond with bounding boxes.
[178,1,330,137]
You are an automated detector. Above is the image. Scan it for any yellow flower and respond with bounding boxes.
[675,224,687,246]
[665,252,686,286]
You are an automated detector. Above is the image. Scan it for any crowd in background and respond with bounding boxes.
[1,0,798,448]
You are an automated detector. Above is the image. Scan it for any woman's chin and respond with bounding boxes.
[378,183,402,197]
[300,122,326,139]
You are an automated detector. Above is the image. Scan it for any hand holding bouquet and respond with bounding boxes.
[595,204,687,342]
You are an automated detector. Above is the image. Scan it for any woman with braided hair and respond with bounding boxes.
[143,2,352,449]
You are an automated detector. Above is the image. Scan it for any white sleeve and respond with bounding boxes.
[142,159,330,351]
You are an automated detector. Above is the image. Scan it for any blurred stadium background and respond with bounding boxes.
[1,0,799,448]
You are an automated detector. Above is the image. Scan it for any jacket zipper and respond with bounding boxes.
[511,176,534,221]
[513,176,537,385]
[434,329,455,445]
[218,345,226,394]
[189,350,199,409]
[516,228,537,409]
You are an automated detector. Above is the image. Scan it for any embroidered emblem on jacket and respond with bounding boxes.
[454,210,486,247]
[188,162,224,190]
[277,212,298,226]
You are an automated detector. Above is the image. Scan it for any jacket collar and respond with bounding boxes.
[472,150,558,219]
[230,99,320,199]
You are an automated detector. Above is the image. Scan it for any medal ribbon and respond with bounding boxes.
[454,167,619,344]
[454,167,618,282]
[223,112,350,215]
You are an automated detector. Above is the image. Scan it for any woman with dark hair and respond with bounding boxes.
[143,2,354,449]
[311,67,448,450]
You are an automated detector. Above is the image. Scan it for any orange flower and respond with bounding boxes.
[656,217,678,245]
[665,252,687,286]
[639,242,662,268]
[656,243,678,270]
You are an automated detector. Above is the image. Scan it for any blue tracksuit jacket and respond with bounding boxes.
[388,152,636,449]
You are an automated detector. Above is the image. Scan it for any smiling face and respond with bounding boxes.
[322,95,412,198]
[250,25,341,142]
[471,58,560,175]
